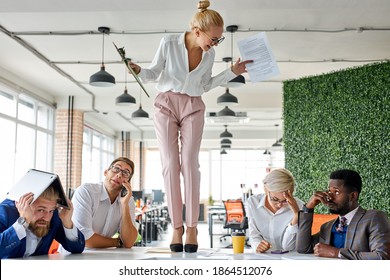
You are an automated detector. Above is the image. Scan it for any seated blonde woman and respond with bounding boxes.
[246,168,304,253]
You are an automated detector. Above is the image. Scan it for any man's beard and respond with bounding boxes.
[327,197,351,216]
[29,220,50,237]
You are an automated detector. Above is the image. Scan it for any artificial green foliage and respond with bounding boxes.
[283,62,390,216]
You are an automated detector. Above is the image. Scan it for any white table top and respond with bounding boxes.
[23,246,331,260]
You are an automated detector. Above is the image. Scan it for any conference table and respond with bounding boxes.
[5,247,381,280]
[22,247,331,260]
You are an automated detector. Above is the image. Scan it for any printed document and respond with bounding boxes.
[237,32,280,82]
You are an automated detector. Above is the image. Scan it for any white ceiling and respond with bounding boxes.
[1,0,389,150]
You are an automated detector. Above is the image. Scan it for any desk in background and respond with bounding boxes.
[207,206,226,248]
[135,204,168,246]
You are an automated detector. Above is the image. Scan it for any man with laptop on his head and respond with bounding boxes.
[0,174,85,259]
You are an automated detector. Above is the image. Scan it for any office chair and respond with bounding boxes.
[219,199,248,247]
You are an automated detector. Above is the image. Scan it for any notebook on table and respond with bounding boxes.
[6,169,69,209]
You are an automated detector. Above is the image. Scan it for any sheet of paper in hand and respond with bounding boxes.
[237,32,280,82]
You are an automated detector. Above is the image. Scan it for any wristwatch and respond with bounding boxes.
[17,216,29,229]
[302,204,314,213]
[117,237,124,248]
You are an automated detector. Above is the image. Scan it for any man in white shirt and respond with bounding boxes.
[71,157,138,248]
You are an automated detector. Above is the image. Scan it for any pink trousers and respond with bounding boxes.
[153,91,205,228]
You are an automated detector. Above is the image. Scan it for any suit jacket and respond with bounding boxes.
[297,206,390,259]
[0,198,85,259]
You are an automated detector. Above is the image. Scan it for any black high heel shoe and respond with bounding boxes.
[184,228,198,253]
[170,226,184,252]
[184,243,198,253]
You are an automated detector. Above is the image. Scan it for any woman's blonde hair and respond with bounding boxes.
[263,168,296,193]
[189,1,224,31]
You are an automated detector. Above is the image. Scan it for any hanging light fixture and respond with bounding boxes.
[217,57,238,106]
[217,87,238,106]
[217,106,236,118]
[116,88,136,105]
[263,149,271,155]
[132,89,149,119]
[220,138,232,145]
[272,141,282,147]
[272,124,283,147]
[90,27,116,87]
[226,25,245,88]
[220,149,227,155]
[228,75,246,87]
[221,144,231,149]
[220,125,233,138]
[132,105,149,118]
[116,69,136,106]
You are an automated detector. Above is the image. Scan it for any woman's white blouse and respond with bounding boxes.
[246,193,304,252]
[138,32,237,96]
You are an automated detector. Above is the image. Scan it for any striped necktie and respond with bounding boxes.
[336,216,347,233]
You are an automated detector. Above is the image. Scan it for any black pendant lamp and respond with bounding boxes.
[132,105,149,119]
[272,141,283,147]
[217,88,238,106]
[116,88,136,106]
[220,125,233,138]
[227,74,246,87]
[220,138,232,145]
[217,106,236,118]
[263,149,271,155]
[89,27,116,87]
[116,70,136,106]
[132,90,149,119]
[272,124,283,147]
[218,56,239,105]
[221,144,231,149]
[226,25,245,88]
[220,149,227,155]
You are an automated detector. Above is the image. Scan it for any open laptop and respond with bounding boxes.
[6,169,69,209]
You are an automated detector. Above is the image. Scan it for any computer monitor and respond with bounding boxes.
[143,189,154,204]
[132,190,143,201]
[152,189,164,204]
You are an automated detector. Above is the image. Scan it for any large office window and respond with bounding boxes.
[81,125,115,184]
[211,149,285,204]
[0,84,54,200]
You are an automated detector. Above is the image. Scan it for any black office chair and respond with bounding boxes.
[219,199,249,247]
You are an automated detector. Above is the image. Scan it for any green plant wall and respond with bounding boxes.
[283,61,390,216]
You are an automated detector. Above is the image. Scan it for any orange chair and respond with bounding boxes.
[48,240,59,254]
[311,213,338,234]
[220,199,248,244]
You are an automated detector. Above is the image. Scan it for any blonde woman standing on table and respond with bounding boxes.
[128,1,252,253]
[246,168,304,253]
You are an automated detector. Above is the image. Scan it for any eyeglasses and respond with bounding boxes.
[110,165,132,179]
[200,30,225,45]
[268,193,287,204]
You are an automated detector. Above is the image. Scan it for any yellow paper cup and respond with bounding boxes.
[231,232,245,254]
